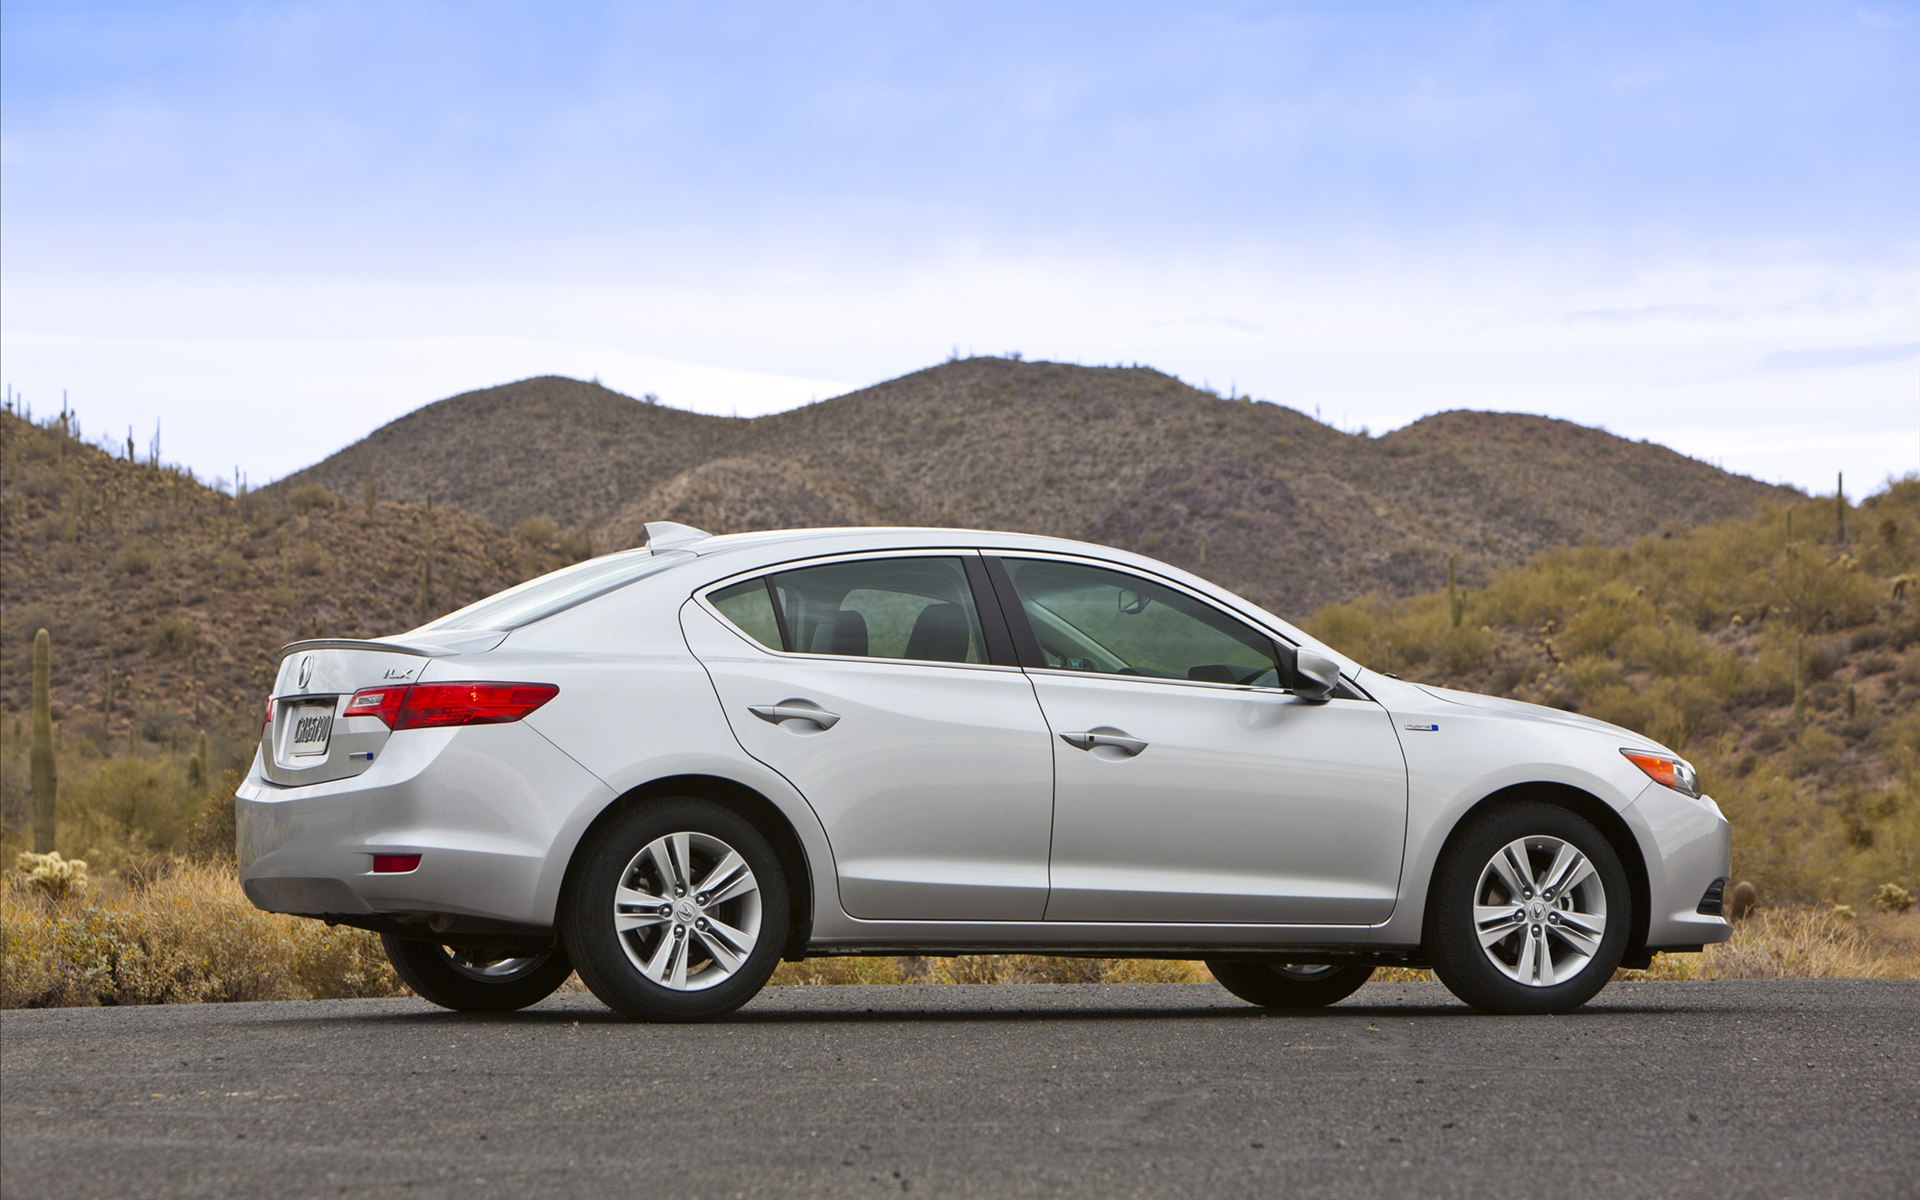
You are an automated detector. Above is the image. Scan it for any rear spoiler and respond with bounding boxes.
[278,630,508,659]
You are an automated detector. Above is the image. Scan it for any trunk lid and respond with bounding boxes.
[259,632,502,786]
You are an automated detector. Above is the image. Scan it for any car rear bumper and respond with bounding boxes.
[236,722,613,928]
[1625,782,1733,950]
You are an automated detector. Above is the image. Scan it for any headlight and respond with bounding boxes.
[1621,749,1701,798]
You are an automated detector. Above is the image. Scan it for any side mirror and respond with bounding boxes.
[1292,649,1341,703]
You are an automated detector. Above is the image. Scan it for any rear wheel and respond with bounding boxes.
[381,935,573,1013]
[1427,801,1630,1014]
[1205,960,1375,1008]
[562,798,790,1021]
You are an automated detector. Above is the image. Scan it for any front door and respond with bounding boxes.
[993,555,1409,925]
[683,552,1055,921]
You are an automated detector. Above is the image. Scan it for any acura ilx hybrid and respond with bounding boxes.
[238,523,1731,1019]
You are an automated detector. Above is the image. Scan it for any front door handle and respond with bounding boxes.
[749,701,841,730]
[1060,728,1148,756]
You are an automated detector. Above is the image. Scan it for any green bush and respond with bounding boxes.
[286,482,338,513]
[144,613,200,658]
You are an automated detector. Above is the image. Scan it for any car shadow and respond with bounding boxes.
[255,991,1665,1029]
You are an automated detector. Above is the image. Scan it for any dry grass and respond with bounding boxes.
[2,858,402,1007]
[1637,906,1920,980]
[9,864,1914,1011]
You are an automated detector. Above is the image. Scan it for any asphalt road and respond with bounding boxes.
[3,980,1916,1199]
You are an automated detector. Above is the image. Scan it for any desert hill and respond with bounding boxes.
[0,412,576,800]
[279,358,1796,618]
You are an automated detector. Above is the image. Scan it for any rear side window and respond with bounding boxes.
[709,557,987,665]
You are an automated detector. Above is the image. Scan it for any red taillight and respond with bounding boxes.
[344,682,558,731]
[371,854,421,874]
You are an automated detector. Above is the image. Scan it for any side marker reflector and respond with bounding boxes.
[371,854,421,874]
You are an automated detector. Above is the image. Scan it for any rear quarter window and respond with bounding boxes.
[710,579,784,650]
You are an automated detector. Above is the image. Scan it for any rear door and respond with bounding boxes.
[990,555,1409,925]
[682,552,1056,921]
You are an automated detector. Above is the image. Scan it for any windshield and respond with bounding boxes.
[417,549,690,632]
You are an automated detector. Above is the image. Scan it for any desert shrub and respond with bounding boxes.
[513,515,559,546]
[1559,579,1657,660]
[1670,906,1914,979]
[178,770,243,863]
[134,700,182,744]
[1875,883,1915,914]
[145,613,200,657]
[290,544,325,577]
[211,547,249,585]
[115,543,159,577]
[286,482,338,513]
[52,755,202,864]
[0,860,402,1008]
[13,463,61,501]
[556,527,596,562]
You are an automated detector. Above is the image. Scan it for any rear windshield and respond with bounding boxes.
[418,549,689,632]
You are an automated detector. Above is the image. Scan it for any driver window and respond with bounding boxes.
[1000,558,1281,686]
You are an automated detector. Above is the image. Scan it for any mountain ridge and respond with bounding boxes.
[278,358,1798,617]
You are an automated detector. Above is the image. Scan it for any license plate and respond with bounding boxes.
[289,703,336,756]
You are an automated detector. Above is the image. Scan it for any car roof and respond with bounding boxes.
[681,525,1109,559]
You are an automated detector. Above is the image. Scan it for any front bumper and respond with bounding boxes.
[1623,781,1733,950]
[236,721,613,928]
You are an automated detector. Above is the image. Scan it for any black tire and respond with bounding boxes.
[562,797,790,1022]
[1426,801,1631,1015]
[1205,960,1375,1008]
[380,934,574,1013]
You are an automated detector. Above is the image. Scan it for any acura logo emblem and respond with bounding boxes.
[298,655,314,690]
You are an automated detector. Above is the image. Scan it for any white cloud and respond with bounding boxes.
[0,330,848,485]
[3,239,1914,497]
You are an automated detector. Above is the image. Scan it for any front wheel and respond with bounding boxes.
[1206,960,1375,1008]
[1426,801,1630,1014]
[381,935,574,1013]
[562,798,790,1021]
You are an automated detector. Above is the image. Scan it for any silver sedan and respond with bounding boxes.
[238,524,1731,1019]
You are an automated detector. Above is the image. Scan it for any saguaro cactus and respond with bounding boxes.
[31,627,57,853]
[188,731,206,796]
[1447,555,1463,629]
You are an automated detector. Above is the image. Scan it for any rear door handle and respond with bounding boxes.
[1060,728,1148,756]
[749,701,841,730]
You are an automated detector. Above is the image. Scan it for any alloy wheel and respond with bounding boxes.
[612,831,763,992]
[1270,963,1341,981]
[1472,834,1608,987]
[438,946,549,982]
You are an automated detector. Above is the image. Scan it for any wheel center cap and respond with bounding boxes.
[678,901,696,921]
[1528,900,1547,921]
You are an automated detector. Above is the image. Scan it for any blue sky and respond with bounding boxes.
[3,0,1915,493]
